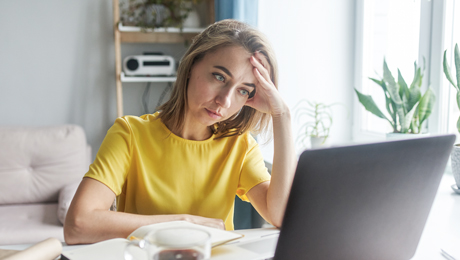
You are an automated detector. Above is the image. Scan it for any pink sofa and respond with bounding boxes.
[0,125,91,245]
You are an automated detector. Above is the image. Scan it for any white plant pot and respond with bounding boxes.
[146,4,167,26]
[310,136,329,149]
[451,145,460,189]
[385,132,430,140]
[182,9,200,28]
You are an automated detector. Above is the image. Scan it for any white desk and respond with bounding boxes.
[410,171,460,259]
[1,173,459,260]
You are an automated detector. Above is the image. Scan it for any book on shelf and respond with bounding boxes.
[61,221,243,260]
[118,23,205,33]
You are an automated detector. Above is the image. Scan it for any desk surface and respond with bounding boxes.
[411,171,460,259]
[1,173,459,260]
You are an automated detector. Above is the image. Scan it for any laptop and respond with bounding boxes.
[266,134,455,260]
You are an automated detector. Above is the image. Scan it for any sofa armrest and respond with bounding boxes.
[57,182,80,225]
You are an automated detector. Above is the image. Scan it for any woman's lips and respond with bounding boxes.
[205,108,222,119]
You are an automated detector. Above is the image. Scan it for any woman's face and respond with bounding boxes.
[186,45,256,129]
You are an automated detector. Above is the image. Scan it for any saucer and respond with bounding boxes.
[451,184,460,194]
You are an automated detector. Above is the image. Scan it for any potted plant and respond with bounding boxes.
[294,100,336,149]
[355,59,436,138]
[120,0,202,31]
[443,43,460,193]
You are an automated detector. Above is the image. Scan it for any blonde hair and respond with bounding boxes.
[157,19,278,139]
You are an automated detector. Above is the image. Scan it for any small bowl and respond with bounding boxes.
[451,184,460,194]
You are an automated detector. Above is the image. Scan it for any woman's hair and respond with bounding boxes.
[157,19,278,139]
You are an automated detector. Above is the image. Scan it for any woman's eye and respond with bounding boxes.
[239,89,249,96]
[213,73,225,82]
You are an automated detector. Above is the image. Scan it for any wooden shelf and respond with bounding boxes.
[119,23,205,33]
[118,23,204,43]
[113,0,215,117]
[120,31,199,43]
[121,72,176,82]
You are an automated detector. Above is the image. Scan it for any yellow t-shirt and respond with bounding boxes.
[84,112,271,230]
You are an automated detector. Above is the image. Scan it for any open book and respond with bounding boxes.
[61,221,243,260]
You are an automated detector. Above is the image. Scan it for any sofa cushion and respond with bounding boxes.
[0,203,64,245]
[0,125,89,205]
[58,182,80,225]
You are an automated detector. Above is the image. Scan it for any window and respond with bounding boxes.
[353,0,435,141]
[443,0,460,136]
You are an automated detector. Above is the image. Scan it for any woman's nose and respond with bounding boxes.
[215,88,232,108]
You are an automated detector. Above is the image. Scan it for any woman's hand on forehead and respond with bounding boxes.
[245,52,288,117]
[253,51,271,76]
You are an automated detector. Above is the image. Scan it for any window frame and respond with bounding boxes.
[352,0,447,142]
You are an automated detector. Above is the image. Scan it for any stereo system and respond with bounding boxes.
[123,53,175,76]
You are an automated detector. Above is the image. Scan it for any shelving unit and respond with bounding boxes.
[112,0,215,117]
[120,72,176,83]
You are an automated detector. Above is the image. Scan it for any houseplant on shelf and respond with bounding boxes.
[443,43,460,192]
[355,59,436,138]
[294,100,336,149]
[120,0,203,31]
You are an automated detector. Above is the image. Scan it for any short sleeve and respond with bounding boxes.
[236,136,271,202]
[84,117,132,195]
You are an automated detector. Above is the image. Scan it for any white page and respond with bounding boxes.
[61,238,128,260]
[129,221,243,247]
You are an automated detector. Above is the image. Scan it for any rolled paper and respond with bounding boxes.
[3,238,62,260]
[0,249,19,259]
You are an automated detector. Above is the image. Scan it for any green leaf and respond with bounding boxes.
[443,50,458,90]
[457,116,460,135]
[410,67,422,89]
[383,59,405,129]
[402,94,409,114]
[402,101,419,133]
[407,85,421,112]
[455,44,460,90]
[383,60,401,104]
[380,81,396,121]
[410,110,420,134]
[355,89,391,122]
[369,77,385,89]
[457,91,460,111]
[388,99,397,130]
[398,69,409,102]
[369,77,390,97]
[410,121,418,134]
[417,87,436,126]
[368,77,395,124]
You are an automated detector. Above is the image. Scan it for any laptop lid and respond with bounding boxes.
[274,135,455,260]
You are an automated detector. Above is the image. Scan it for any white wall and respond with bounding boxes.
[258,0,356,161]
[0,1,186,159]
[0,1,355,163]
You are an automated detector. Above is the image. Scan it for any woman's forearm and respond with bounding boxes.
[267,110,297,227]
[64,211,224,245]
[65,210,186,244]
[65,178,225,245]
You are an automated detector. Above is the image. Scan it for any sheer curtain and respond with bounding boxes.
[443,0,460,137]
[215,0,258,26]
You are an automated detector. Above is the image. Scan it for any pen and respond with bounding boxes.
[441,248,457,260]
[129,236,141,241]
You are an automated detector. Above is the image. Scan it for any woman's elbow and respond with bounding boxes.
[64,212,87,245]
[267,211,283,229]
[270,218,282,229]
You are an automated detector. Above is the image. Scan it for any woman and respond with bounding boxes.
[64,19,296,245]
